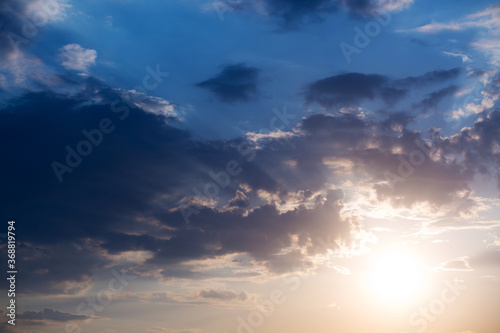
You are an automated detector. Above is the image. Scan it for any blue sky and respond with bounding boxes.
[1,0,500,333]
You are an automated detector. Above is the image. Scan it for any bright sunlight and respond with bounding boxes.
[368,251,424,304]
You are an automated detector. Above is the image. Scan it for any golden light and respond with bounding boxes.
[367,251,424,304]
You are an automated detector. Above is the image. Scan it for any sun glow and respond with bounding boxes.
[368,251,424,304]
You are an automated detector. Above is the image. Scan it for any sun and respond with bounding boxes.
[367,251,424,304]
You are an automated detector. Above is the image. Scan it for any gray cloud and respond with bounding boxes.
[0,78,497,294]
[303,68,462,109]
[199,289,248,301]
[18,308,92,322]
[196,63,260,104]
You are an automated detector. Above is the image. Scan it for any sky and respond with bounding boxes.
[0,0,500,332]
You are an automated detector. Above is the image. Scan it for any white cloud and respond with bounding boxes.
[443,51,471,63]
[59,43,97,74]
[25,0,71,24]
[412,5,500,34]
[434,256,473,271]
[376,0,414,12]
[412,6,500,66]
[118,90,179,118]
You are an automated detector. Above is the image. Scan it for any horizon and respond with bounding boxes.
[0,0,499,333]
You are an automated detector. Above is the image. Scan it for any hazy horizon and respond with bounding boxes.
[0,0,499,332]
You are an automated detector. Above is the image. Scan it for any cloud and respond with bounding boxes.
[224,0,413,28]
[196,63,260,103]
[59,44,97,74]
[198,289,248,301]
[416,85,459,111]
[260,0,338,27]
[435,257,473,271]
[412,5,500,34]
[443,51,471,63]
[304,73,399,108]
[408,5,500,65]
[1,77,500,293]
[147,328,202,333]
[0,1,72,89]
[432,107,500,191]
[18,308,92,323]
[303,68,461,109]
[341,0,413,16]
[117,89,179,118]
[0,0,68,60]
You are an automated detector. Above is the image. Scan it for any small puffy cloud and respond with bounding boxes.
[435,257,473,271]
[198,289,248,301]
[59,44,97,74]
[147,328,202,333]
[196,63,260,103]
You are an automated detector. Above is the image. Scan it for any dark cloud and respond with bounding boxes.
[147,189,356,267]
[18,308,92,322]
[340,0,377,15]
[304,68,463,109]
[0,79,497,293]
[416,85,459,111]
[396,67,462,87]
[228,190,250,209]
[15,241,109,295]
[304,73,405,108]
[432,108,500,192]
[262,0,337,27]
[196,63,260,104]
[409,38,440,47]
[230,0,402,28]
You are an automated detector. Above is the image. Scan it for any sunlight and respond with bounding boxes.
[368,251,424,304]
